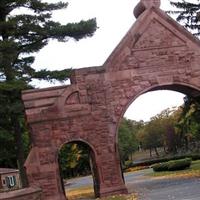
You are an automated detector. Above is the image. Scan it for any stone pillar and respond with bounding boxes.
[0,187,42,200]
[25,147,66,200]
[96,148,128,197]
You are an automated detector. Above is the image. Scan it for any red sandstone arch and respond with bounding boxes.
[114,83,200,157]
[118,83,200,123]
[22,1,200,200]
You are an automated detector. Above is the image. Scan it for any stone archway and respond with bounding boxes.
[58,139,101,199]
[114,83,200,163]
[22,0,200,199]
[117,83,200,125]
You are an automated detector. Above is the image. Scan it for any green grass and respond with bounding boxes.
[149,160,200,178]
[191,160,200,170]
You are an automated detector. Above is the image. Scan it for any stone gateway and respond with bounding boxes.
[22,0,200,199]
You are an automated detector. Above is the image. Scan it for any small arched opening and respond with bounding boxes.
[116,83,200,194]
[58,140,100,200]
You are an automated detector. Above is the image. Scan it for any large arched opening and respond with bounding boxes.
[116,83,200,193]
[58,140,100,200]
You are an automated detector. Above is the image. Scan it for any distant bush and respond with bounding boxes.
[151,162,168,172]
[128,154,200,168]
[152,158,192,172]
[167,158,192,171]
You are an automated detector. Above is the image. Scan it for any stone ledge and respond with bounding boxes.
[0,187,42,200]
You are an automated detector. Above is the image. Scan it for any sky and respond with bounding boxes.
[32,0,174,70]
[32,0,186,121]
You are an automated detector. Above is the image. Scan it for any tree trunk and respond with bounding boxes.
[149,148,152,157]
[154,147,159,157]
[184,136,189,152]
[12,115,28,188]
[163,145,167,154]
[130,153,133,161]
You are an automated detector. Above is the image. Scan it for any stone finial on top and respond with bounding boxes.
[134,0,161,18]
[141,0,160,8]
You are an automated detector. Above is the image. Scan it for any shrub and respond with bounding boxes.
[129,154,200,168]
[167,158,192,171]
[152,162,168,172]
[152,158,192,172]
[124,160,133,169]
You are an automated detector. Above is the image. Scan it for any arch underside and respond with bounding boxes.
[150,84,200,98]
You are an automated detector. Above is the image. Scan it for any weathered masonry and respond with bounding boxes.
[22,0,200,199]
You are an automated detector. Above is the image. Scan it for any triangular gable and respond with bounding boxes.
[104,7,200,72]
[133,18,185,50]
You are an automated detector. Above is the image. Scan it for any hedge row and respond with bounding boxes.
[127,154,200,169]
[152,158,192,172]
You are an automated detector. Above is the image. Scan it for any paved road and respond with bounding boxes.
[126,170,200,200]
[65,175,93,189]
[66,169,200,200]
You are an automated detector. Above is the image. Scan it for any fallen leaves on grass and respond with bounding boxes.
[125,166,149,173]
[96,194,138,200]
[66,186,94,200]
[152,170,200,180]
[66,187,138,200]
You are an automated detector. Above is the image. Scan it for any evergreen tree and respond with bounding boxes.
[0,0,97,187]
[169,0,200,36]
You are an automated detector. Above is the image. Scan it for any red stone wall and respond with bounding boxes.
[0,187,42,200]
[0,171,21,191]
[22,5,200,200]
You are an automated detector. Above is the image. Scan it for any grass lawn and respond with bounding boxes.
[66,186,94,200]
[66,186,137,200]
[149,160,200,178]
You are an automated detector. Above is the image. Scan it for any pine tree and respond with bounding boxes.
[169,0,200,36]
[0,0,97,187]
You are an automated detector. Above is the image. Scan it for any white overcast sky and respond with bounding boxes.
[32,0,187,121]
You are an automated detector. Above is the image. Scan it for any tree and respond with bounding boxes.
[0,0,97,187]
[158,109,179,154]
[175,96,200,151]
[59,143,91,178]
[118,118,141,163]
[137,108,179,156]
[137,119,163,157]
[169,0,200,36]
